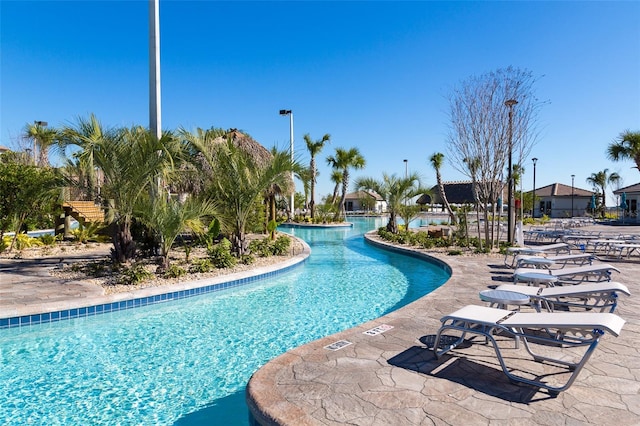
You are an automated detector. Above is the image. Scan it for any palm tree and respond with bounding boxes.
[23,122,59,167]
[192,137,294,256]
[586,169,621,218]
[136,195,219,272]
[329,170,343,204]
[303,133,330,219]
[326,147,366,221]
[295,165,313,213]
[429,152,456,226]
[58,114,111,200]
[607,130,640,171]
[61,117,181,262]
[355,172,426,234]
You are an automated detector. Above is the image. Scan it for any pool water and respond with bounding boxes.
[0,217,450,425]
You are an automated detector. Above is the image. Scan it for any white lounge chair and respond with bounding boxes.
[513,263,620,284]
[432,305,625,393]
[494,281,630,313]
[515,253,596,269]
[504,243,570,267]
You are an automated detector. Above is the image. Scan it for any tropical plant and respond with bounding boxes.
[586,169,621,218]
[607,130,640,172]
[189,136,294,256]
[208,238,237,268]
[329,170,343,204]
[0,159,64,251]
[303,133,331,219]
[23,122,60,167]
[295,168,312,212]
[71,221,105,244]
[135,195,218,272]
[60,117,184,263]
[355,172,426,234]
[429,152,457,226]
[326,147,366,221]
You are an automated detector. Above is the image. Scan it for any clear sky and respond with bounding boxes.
[2,1,639,203]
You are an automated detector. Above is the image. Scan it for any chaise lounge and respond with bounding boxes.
[494,281,630,312]
[432,305,626,393]
[513,263,620,284]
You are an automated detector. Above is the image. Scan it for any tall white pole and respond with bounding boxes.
[289,112,295,218]
[149,0,161,141]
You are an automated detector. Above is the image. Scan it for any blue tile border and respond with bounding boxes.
[0,259,306,330]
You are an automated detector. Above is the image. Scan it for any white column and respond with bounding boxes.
[149,0,161,141]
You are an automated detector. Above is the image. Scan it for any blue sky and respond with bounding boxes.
[2,1,639,202]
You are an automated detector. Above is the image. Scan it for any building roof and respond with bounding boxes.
[613,183,640,195]
[533,183,593,197]
[344,190,384,201]
[418,181,477,205]
[0,145,10,153]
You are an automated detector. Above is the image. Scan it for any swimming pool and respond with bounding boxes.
[0,217,450,425]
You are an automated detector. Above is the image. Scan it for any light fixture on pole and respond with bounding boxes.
[403,159,408,178]
[505,99,518,244]
[279,109,294,219]
[532,157,538,218]
[571,174,575,217]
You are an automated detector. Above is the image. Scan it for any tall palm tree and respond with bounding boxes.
[429,152,456,226]
[607,130,640,172]
[326,147,366,221]
[355,172,425,234]
[23,122,59,167]
[586,169,621,218]
[329,170,343,204]
[295,165,313,212]
[303,133,330,219]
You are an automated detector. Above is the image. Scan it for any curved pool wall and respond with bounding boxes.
[0,241,310,329]
[0,218,451,425]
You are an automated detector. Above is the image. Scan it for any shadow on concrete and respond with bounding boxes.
[388,337,556,403]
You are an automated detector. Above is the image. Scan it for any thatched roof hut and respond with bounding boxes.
[215,129,294,197]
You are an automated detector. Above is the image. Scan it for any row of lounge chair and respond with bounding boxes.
[429,243,630,394]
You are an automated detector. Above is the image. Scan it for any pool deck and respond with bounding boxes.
[247,225,640,425]
[2,225,639,424]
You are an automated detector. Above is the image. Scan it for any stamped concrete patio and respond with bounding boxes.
[247,228,640,425]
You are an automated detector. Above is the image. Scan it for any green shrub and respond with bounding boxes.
[240,254,255,265]
[71,222,104,243]
[13,234,43,250]
[38,233,60,246]
[163,264,186,278]
[271,235,291,255]
[190,258,213,273]
[249,238,272,257]
[0,237,8,253]
[447,249,463,256]
[208,238,237,269]
[119,263,154,285]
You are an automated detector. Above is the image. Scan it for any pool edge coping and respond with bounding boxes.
[0,238,311,329]
[246,230,456,426]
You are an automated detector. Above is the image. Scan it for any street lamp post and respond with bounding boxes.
[403,159,408,178]
[505,99,518,244]
[279,109,294,219]
[571,174,575,217]
[532,157,538,218]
